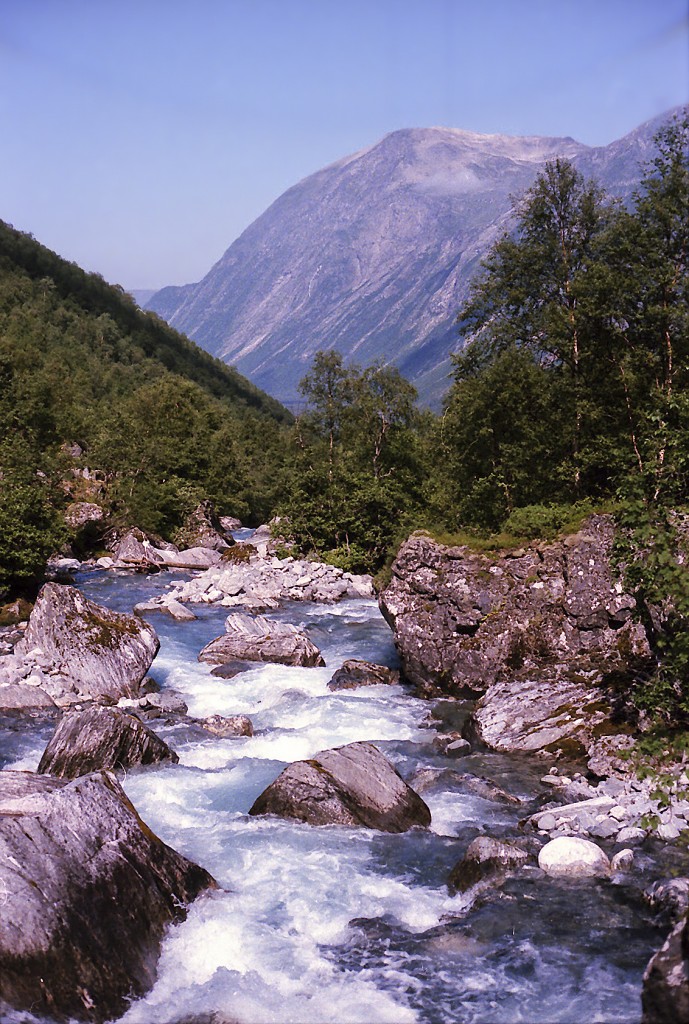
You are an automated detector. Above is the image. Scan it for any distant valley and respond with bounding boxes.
[146,107,686,407]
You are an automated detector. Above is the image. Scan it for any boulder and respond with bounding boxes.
[0,598,32,627]
[210,660,253,678]
[448,836,529,894]
[327,659,400,691]
[37,706,178,778]
[198,714,254,737]
[114,529,166,566]
[642,916,689,1023]
[199,612,325,667]
[174,500,234,551]
[65,502,105,530]
[14,583,159,703]
[537,836,611,878]
[156,546,223,569]
[379,516,653,756]
[0,770,214,1022]
[407,768,521,805]
[142,691,189,715]
[220,515,243,532]
[0,683,57,710]
[249,740,431,832]
[645,878,689,921]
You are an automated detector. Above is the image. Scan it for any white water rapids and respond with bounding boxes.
[0,565,672,1024]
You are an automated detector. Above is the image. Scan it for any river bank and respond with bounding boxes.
[0,555,685,1022]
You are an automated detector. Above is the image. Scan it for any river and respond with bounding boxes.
[0,563,674,1024]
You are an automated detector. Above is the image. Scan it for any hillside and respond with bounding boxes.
[147,107,686,407]
[0,220,291,593]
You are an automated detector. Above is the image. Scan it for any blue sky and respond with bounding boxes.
[1,0,687,290]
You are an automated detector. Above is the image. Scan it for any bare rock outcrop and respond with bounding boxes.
[379,516,652,756]
[37,705,178,778]
[249,740,431,832]
[0,770,214,1022]
[199,611,325,667]
[174,499,235,551]
[11,583,159,705]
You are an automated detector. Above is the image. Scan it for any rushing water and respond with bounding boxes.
[0,565,675,1024]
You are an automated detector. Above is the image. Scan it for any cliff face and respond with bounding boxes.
[147,108,685,408]
[379,516,654,757]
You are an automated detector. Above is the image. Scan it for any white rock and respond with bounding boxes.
[538,836,611,878]
[657,820,682,841]
[611,848,634,872]
[616,826,647,844]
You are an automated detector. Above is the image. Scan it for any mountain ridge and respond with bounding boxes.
[147,107,687,407]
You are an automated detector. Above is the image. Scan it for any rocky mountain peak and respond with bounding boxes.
[147,107,686,407]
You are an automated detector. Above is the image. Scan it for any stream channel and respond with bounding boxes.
[0,553,680,1024]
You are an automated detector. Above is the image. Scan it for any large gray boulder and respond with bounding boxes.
[0,770,214,1022]
[37,706,178,778]
[249,740,431,832]
[642,915,689,1023]
[199,611,325,667]
[14,583,159,704]
[379,516,652,756]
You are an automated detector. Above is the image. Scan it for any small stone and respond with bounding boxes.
[166,599,197,622]
[609,805,629,822]
[589,818,621,840]
[616,826,647,845]
[448,836,528,893]
[144,691,188,715]
[537,813,557,831]
[445,739,472,758]
[611,848,634,872]
[599,778,627,797]
[657,820,682,841]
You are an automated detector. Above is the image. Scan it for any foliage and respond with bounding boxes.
[0,220,292,593]
[423,115,689,730]
[278,351,425,573]
[0,440,65,597]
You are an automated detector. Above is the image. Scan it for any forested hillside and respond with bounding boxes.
[0,221,291,595]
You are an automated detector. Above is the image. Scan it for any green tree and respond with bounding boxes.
[457,158,613,498]
[0,440,65,598]
[281,352,424,571]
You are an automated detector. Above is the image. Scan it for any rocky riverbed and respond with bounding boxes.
[1,519,689,1021]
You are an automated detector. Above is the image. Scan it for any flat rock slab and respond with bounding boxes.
[0,770,214,1022]
[37,706,179,778]
[199,611,325,667]
[249,740,431,832]
[15,582,159,703]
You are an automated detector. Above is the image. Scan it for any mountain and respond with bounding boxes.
[147,107,686,408]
